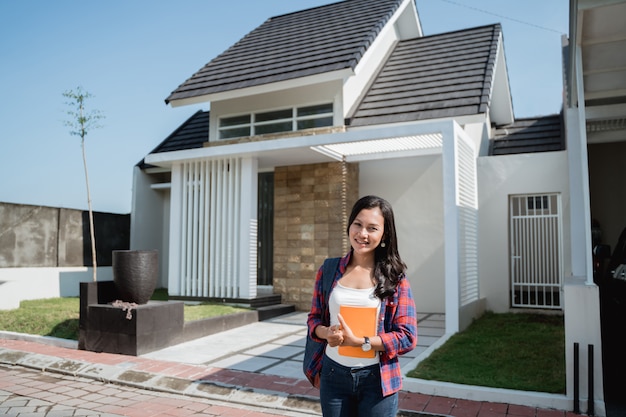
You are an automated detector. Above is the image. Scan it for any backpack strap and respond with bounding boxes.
[303,256,341,388]
[321,257,341,316]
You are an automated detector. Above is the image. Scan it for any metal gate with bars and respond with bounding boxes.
[509,194,563,309]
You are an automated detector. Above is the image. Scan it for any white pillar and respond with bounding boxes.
[238,157,258,299]
[566,43,593,284]
[442,121,460,334]
[167,163,183,295]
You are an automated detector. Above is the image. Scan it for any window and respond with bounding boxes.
[219,115,251,139]
[255,109,292,135]
[297,104,334,130]
[218,103,333,139]
[527,195,549,212]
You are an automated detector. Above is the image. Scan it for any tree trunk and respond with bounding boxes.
[82,139,97,282]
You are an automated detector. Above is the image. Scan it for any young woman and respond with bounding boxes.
[306,195,417,417]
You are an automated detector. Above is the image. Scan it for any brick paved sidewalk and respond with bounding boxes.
[0,338,583,417]
[0,364,310,417]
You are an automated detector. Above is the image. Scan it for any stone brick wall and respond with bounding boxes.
[273,161,358,311]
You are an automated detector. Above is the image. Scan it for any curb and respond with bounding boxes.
[0,347,441,417]
[0,347,323,416]
[0,331,78,349]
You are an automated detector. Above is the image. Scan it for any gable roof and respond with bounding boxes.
[349,24,502,126]
[490,115,564,156]
[165,0,404,104]
[137,110,209,168]
[148,24,512,163]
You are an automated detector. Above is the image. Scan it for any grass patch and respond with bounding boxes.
[0,298,80,340]
[0,289,250,341]
[407,312,565,393]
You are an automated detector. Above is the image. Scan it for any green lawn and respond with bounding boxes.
[0,290,249,341]
[407,312,565,393]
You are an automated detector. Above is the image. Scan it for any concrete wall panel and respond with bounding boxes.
[0,204,58,267]
[0,202,129,269]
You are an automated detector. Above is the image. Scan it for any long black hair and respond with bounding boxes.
[347,195,407,300]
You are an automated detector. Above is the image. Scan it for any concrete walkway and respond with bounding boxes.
[0,312,583,417]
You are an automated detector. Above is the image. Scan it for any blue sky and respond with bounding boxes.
[0,0,568,214]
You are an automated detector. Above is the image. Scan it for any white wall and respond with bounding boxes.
[0,267,113,310]
[359,155,445,313]
[477,151,571,312]
[130,167,169,289]
[563,277,605,413]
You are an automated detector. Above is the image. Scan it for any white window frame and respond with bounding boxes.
[218,103,333,140]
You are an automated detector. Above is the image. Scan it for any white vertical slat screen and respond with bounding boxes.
[456,135,479,308]
[248,218,258,293]
[176,157,245,298]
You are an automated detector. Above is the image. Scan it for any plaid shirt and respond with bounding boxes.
[306,252,418,396]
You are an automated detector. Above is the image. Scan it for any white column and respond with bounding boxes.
[442,121,460,334]
[238,157,258,299]
[167,163,183,295]
[566,43,593,284]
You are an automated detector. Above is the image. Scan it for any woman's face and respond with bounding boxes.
[349,207,385,256]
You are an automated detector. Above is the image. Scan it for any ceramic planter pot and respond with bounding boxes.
[112,250,158,304]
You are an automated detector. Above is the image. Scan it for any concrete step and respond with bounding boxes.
[257,303,296,321]
[248,294,283,308]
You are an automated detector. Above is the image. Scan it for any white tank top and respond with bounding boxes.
[326,283,381,367]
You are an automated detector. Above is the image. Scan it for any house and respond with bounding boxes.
[132,0,624,413]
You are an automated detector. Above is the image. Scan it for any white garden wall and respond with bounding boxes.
[477,150,571,312]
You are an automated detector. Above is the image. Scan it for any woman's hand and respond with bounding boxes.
[335,313,357,347]
[320,314,361,348]
[337,313,381,351]
[325,323,344,347]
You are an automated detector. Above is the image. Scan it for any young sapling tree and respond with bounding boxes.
[63,87,104,281]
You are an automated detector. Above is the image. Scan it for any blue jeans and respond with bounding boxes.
[319,355,398,417]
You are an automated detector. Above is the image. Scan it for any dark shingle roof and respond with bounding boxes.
[349,24,501,126]
[490,115,564,156]
[165,0,403,104]
[138,110,209,168]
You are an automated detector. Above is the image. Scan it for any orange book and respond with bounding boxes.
[338,305,378,358]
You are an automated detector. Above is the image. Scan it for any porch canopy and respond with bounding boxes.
[145,122,449,169]
[144,120,479,333]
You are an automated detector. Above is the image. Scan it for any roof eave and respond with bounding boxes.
[167,68,354,108]
[144,119,454,169]
[395,0,423,39]
[488,30,514,125]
